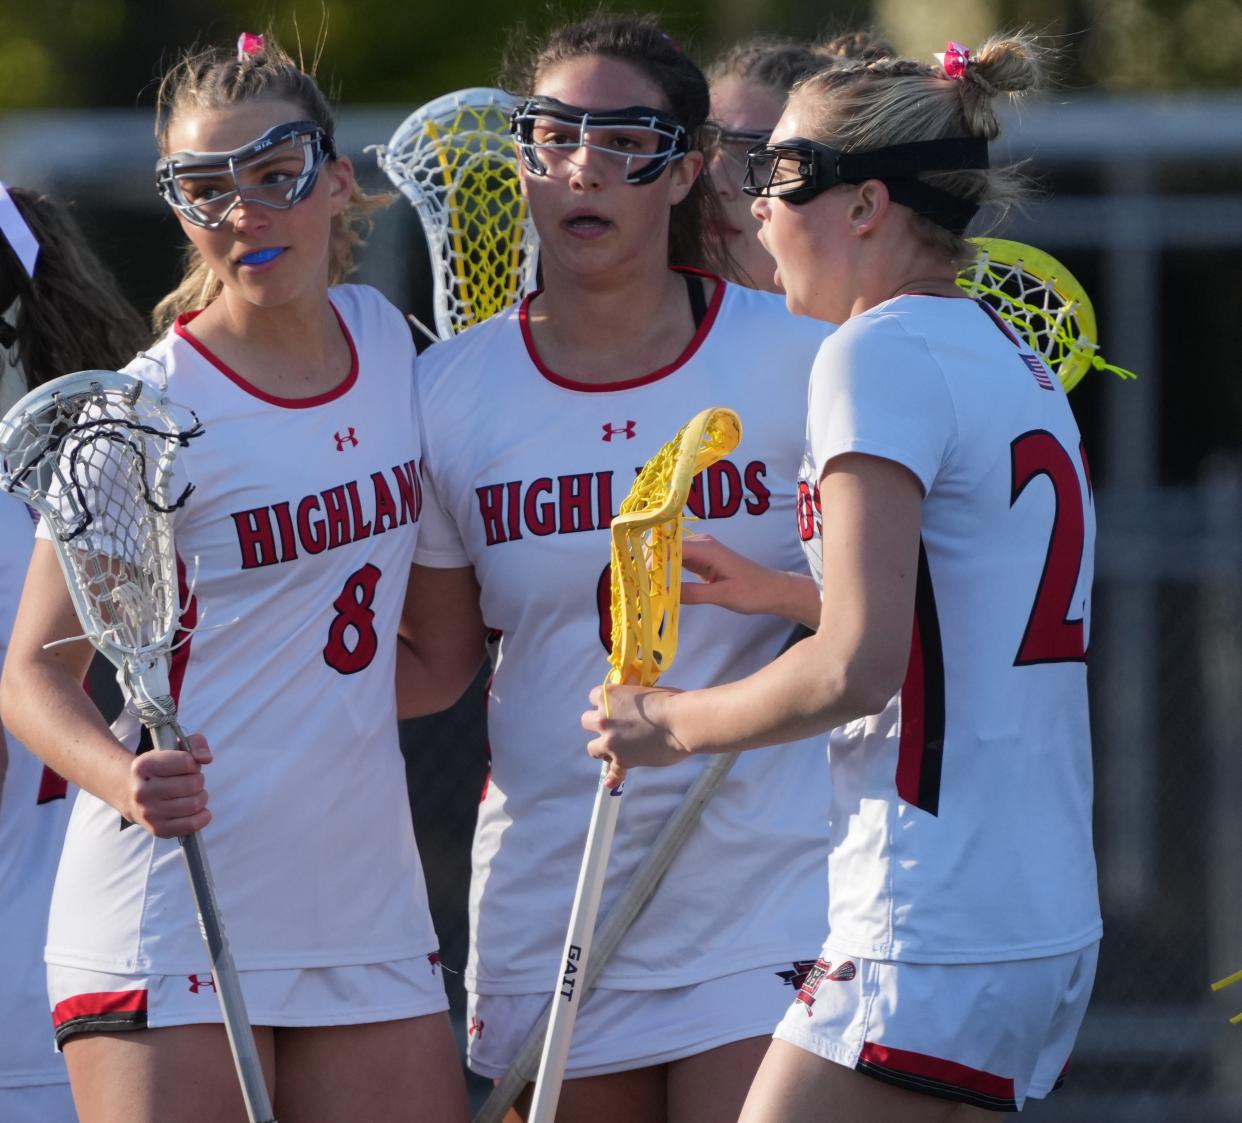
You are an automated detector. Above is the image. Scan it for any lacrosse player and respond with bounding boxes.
[396,15,834,1122]
[704,32,895,294]
[0,184,147,1123]
[0,37,468,1123]
[584,34,1102,1121]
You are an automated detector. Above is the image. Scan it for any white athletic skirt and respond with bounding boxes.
[467,958,820,1079]
[773,942,1099,1112]
[48,954,450,1047]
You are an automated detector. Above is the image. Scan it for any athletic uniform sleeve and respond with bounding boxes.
[411,356,470,569]
[807,311,959,493]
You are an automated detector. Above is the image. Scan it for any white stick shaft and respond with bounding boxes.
[474,753,738,1123]
[150,721,276,1123]
[527,764,624,1123]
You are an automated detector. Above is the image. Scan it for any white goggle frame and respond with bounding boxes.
[156,120,334,229]
[511,98,688,186]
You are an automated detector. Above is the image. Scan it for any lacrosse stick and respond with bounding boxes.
[475,751,737,1123]
[0,370,275,1123]
[1212,968,1242,1025]
[374,87,539,342]
[957,237,1137,391]
[525,407,742,1123]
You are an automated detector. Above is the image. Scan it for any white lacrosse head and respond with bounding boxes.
[375,87,540,340]
[0,369,202,711]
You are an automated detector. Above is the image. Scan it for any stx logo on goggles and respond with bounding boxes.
[511,97,689,186]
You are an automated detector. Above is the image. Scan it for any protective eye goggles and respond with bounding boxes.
[156,120,337,230]
[701,122,771,173]
[510,97,688,186]
[743,134,990,235]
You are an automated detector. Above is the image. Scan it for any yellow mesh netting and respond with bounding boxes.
[957,237,1137,392]
[377,90,538,338]
[607,407,742,691]
[429,112,531,331]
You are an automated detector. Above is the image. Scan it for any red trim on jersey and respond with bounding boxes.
[169,553,198,706]
[518,269,725,393]
[52,989,148,1027]
[895,541,945,816]
[174,299,359,408]
[857,1042,1017,1110]
[973,298,1025,349]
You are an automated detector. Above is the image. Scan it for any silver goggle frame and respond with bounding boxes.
[701,122,772,177]
[510,98,688,186]
[156,120,336,230]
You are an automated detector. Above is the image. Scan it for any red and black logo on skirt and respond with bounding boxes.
[794,958,857,1015]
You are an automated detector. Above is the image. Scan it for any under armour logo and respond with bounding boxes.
[602,420,636,442]
[334,427,358,451]
[187,973,217,994]
[468,1017,485,1039]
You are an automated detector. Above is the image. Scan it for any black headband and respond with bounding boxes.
[744,135,989,234]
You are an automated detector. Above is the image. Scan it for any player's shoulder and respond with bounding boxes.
[713,284,835,390]
[819,296,941,365]
[415,303,524,392]
[328,283,414,340]
[717,281,835,349]
[120,328,179,390]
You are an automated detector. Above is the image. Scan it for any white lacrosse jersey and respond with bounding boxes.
[0,491,71,1087]
[798,294,1102,963]
[415,274,835,994]
[44,284,439,974]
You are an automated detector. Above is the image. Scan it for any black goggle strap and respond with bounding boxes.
[837,137,989,235]
[510,98,688,185]
[746,135,989,235]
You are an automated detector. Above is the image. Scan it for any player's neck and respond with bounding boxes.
[189,289,350,397]
[529,263,707,385]
[855,240,963,316]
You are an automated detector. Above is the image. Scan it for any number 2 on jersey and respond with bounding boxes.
[324,563,382,674]
[1010,430,1091,665]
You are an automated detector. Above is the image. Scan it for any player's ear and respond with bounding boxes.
[849,179,890,236]
[668,149,702,207]
[325,155,356,216]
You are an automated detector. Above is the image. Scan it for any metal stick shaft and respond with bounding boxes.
[150,720,276,1123]
[476,752,738,1123]
[526,765,623,1123]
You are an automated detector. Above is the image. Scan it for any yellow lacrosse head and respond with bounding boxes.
[607,407,742,688]
[957,237,1137,392]
[1212,967,1242,1025]
[428,113,531,330]
[377,88,539,339]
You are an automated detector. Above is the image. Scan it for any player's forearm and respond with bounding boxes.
[662,628,901,756]
[0,658,132,811]
[770,571,823,629]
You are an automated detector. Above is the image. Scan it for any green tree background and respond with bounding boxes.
[0,0,1237,112]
